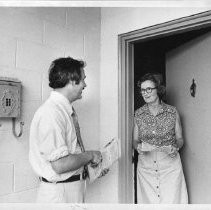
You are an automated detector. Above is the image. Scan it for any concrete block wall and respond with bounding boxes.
[0,7,101,202]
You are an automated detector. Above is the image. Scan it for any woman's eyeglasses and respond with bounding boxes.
[140,87,157,94]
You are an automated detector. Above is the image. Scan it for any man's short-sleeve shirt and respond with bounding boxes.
[29,91,82,182]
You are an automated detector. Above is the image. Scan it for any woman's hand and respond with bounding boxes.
[137,143,143,154]
[168,146,179,158]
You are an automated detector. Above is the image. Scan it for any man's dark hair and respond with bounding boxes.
[49,57,85,89]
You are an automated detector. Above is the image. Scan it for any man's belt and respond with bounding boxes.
[41,174,82,183]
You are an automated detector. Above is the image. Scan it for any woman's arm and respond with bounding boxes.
[133,120,140,150]
[175,110,184,149]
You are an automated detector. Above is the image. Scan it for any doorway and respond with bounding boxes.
[118,10,211,203]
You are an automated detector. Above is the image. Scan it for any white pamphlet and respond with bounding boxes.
[88,138,120,183]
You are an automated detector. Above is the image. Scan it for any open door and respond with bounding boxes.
[166,30,211,203]
[118,10,211,203]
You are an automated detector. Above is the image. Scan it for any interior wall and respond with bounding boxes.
[166,31,211,203]
[134,43,166,110]
[100,7,211,203]
[0,7,101,202]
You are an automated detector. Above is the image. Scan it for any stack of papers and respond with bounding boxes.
[88,138,120,183]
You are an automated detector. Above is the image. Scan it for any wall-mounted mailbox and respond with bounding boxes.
[0,77,23,138]
[0,77,21,118]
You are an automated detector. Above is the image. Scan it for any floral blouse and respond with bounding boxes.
[134,102,177,147]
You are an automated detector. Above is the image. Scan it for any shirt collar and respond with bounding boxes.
[142,101,166,115]
[49,91,73,114]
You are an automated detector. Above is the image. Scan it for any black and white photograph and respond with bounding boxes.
[0,1,211,209]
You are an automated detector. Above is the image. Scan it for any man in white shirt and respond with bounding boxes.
[29,57,102,203]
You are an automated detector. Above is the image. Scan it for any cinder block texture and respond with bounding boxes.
[16,40,64,73]
[0,163,13,196]
[0,188,37,203]
[14,159,39,192]
[0,130,30,162]
[0,35,16,67]
[0,7,101,203]
[0,67,42,102]
[44,21,67,50]
[0,8,43,43]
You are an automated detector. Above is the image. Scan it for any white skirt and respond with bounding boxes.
[137,151,188,204]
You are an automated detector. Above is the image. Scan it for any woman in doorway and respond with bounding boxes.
[133,73,188,204]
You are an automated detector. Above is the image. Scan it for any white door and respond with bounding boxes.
[166,31,211,203]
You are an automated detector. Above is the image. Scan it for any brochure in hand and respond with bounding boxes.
[88,138,120,183]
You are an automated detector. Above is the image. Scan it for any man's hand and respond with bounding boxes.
[90,151,102,167]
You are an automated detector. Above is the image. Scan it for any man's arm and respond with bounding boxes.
[51,150,101,174]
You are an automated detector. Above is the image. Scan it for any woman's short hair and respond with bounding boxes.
[137,73,166,100]
[49,57,85,89]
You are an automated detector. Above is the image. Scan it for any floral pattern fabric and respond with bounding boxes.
[135,102,177,147]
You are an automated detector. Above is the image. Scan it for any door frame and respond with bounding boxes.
[118,10,211,203]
